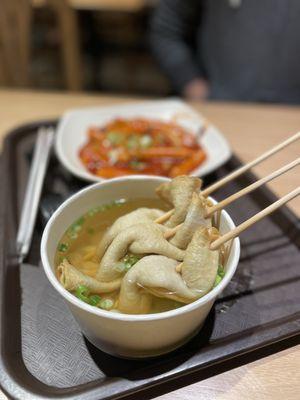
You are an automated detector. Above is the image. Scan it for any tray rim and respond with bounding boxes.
[0,120,299,400]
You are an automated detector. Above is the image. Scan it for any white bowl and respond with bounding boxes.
[41,176,240,358]
[55,99,231,182]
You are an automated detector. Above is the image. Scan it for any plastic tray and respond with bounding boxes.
[0,121,299,400]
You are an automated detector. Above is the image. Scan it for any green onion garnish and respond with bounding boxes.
[213,275,222,287]
[89,294,101,306]
[126,135,140,149]
[87,200,126,217]
[75,286,103,307]
[67,216,85,239]
[217,265,225,278]
[99,299,114,310]
[75,285,90,303]
[140,134,153,148]
[107,131,123,145]
[130,160,146,170]
[58,243,69,253]
[213,265,225,287]
[114,254,141,273]
[123,254,141,271]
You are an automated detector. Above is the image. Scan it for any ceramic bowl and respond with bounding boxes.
[41,176,240,358]
[55,99,231,182]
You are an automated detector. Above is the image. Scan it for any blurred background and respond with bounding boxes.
[0,0,169,96]
[1,1,300,103]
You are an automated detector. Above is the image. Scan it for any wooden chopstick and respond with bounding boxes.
[156,132,300,225]
[202,131,300,197]
[205,157,300,217]
[164,158,299,239]
[210,186,300,250]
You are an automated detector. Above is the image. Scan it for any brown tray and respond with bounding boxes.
[0,121,299,400]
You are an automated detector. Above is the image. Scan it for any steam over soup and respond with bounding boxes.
[55,176,226,314]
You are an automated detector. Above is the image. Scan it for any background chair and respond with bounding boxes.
[47,0,82,90]
[0,0,32,87]
[0,0,82,90]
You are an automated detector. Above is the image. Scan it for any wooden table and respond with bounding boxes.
[0,89,299,400]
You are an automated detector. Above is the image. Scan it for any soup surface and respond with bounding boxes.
[55,198,186,313]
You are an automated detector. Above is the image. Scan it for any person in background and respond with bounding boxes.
[149,0,300,103]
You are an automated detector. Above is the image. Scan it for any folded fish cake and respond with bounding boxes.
[58,259,121,294]
[118,227,219,314]
[97,208,164,259]
[97,221,185,283]
[181,227,219,296]
[156,176,202,227]
[170,192,211,249]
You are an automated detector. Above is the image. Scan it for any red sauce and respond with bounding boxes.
[79,118,206,178]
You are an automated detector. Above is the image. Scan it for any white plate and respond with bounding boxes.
[55,99,231,182]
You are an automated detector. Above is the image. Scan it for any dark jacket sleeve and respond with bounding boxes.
[149,0,203,93]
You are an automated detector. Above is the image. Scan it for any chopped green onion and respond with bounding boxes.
[74,216,85,227]
[130,160,146,170]
[213,275,222,287]
[123,254,141,271]
[213,265,225,287]
[114,198,126,207]
[217,265,225,278]
[127,254,141,264]
[89,294,101,306]
[124,262,132,272]
[58,243,69,253]
[68,231,78,239]
[75,285,90,303]
[89,203,115,214]
[107,131,123,145]
[75,286,103,307]
[99,299,114,310]
[140,134,153,148]
[67,216,85,239]
[88,205,105,216]
[115,254,141,273]
[108,149,120,165]
[88,207,100,216]
[126,135,140,149]
[87,200,126,217]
